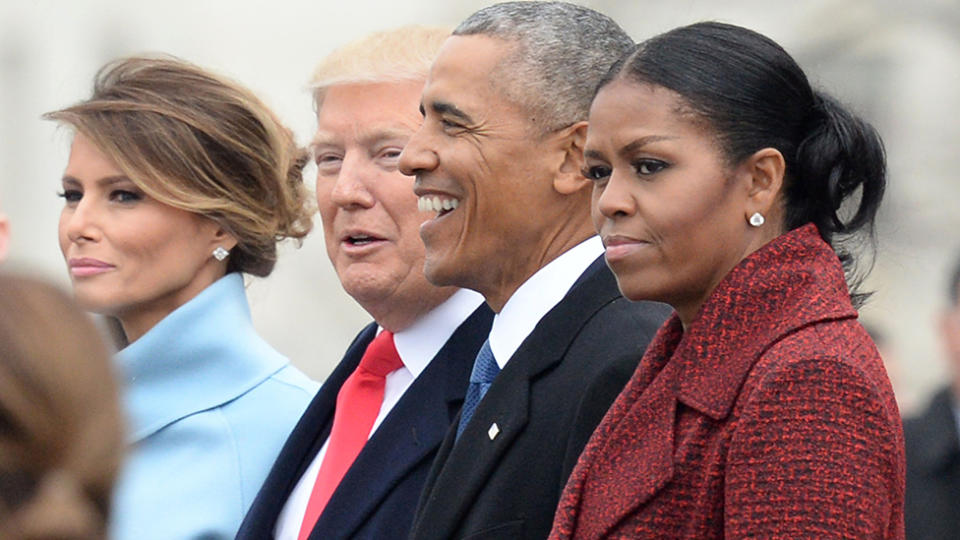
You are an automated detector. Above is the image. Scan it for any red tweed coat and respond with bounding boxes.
[550,224,905,539]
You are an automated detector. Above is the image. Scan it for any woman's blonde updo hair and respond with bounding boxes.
[0,274,123,539]
[44,55,313,277]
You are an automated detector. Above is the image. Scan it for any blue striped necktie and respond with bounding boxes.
[456,340,500,439]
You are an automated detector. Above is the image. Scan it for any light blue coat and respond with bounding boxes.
[110,273,319,540]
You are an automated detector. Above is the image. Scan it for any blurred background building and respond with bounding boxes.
[1,0,957,415]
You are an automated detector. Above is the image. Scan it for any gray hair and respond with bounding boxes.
[454,1,633,132]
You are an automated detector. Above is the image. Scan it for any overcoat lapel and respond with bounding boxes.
[290,324,376,481]
[308,307,490,538]
[238,323,375,536]
[415,259,622,538]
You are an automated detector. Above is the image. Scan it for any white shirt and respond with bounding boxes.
[274,288,485,539]
[488,236,604,369]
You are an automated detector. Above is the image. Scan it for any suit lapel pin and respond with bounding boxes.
[488,422,500,440]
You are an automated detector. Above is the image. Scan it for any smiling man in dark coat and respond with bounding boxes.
[397,3,670,539]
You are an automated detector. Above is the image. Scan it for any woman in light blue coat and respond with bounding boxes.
[46,56,320,540]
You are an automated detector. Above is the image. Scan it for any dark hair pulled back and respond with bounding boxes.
[599,22,886,304]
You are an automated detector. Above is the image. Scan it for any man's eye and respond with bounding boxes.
[315,154,343,174]
[441,118,463,130]
[315,154,342,166]
[379,148,402,160]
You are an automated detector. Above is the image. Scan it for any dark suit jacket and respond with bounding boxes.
[236,304,493,540]
[904,386,960,540]
[407,256,670,540]
[551,224,905,539]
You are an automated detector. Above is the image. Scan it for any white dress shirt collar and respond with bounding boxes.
[488,236,604,369]
[390,288,485,377]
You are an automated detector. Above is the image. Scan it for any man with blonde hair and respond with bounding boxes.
[237,26,492,540]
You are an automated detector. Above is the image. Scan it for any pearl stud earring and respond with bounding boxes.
[212,246,229,261]
[748,212,765,227]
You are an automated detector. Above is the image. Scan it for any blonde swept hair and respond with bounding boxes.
[309,25,451,108]
[44,55,313,277]
[0,274,123,540]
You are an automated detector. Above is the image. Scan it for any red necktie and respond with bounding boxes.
[297,330,403,540]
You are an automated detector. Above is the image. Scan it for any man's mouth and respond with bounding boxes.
[418,195,460,218]
[344,233,383,246]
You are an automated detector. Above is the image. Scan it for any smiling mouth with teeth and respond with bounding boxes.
[418,195,460,216]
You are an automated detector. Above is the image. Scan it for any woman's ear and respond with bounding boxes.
[553,121,592,195]
[208,221,238,253]
[743,147,785,218]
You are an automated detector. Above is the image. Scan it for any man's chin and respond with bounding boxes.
[423,255,461,290]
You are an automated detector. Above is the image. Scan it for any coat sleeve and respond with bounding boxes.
[724,356,904,539]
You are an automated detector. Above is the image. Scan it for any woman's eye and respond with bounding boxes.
[58,189,82,203]
[582,165,611,181]
[110,190,142,203]
[635,159,668,175]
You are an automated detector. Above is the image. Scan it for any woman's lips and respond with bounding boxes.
[68,257,116,277]
[602,235,651,263]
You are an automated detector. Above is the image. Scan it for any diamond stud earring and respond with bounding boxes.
[212,246,230,261]
[748,212,765,227]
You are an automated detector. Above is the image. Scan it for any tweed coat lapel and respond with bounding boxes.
[569,318,682,538]
[672,224,855,420]
[308,306,490,539]
[235,323,375,538]
[414,258,622,538]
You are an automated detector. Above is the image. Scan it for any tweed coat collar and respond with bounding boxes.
[673,222,857,419]
[116,273,288,443]
[569,223,859,537]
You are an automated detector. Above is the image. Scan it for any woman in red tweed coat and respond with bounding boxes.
[550,22,904,539]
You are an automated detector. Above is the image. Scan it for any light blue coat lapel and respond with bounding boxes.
[116,273,288,442]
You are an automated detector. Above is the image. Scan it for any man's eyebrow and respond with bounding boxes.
[310,133,335,149]
[311,127,412,150]
[429,100,474,125]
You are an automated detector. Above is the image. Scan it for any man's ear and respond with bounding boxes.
[741,147,785,219]
[553,121,592,195]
